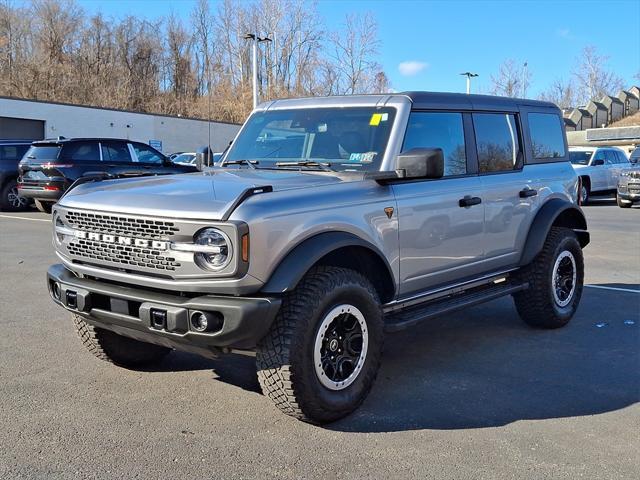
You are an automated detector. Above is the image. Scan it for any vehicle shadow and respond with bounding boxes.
[147,284,638,432]
[331,286,639,432]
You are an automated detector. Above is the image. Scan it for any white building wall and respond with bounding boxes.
[0,97,241,154]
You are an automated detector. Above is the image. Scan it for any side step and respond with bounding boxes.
[384,281,528,332]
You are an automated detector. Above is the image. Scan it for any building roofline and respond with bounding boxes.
[0,95,241,126]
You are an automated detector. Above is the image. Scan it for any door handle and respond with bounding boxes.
[519,188,538,198]
[459,195,482,207]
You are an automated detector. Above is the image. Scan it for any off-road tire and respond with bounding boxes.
[256,266,384,424]
[0,179,29,211]
[513,227,583,329]
[73,314,171,367]
[34,199,53,214]
[616,193,632,208]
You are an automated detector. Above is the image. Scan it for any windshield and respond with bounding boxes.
[224,107,397,171]
[173,153,196,164]
[23,145,62,162]
[569,151,593,165]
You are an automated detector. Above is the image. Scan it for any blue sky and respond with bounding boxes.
[73,0,639,96]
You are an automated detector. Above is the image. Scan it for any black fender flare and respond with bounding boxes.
[519,198,589,266]
[260,231,395,295]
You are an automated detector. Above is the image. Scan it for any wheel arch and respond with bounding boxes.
[519,198,589,266]
[260,231,396,303]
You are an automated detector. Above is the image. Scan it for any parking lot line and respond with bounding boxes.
[585,284,640,294]
[0,214,50,223]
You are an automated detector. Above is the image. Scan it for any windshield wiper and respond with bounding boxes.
[275,161,334,172]
[220,159,258,169]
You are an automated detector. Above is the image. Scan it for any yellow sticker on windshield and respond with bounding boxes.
[369,113,383,126]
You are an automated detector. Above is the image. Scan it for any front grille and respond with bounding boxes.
[64,210,179,240]
[67,238,181,271]
[628,184,640,194]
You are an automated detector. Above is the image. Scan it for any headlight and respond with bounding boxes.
[193,228,233,271]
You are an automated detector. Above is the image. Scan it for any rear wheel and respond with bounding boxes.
[256,266,383,424]
[73,315,171,367]
[0,180,29,211]
[617,193,632,208]
[34,199,53,214]
[513,227,583,329]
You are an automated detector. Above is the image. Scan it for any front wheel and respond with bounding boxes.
[73,315,171,367]
[256,266,383,424]
[513,227,584,329]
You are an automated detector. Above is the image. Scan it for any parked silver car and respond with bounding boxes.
[569,146,632,204]
[617,167,640,208]
[47,92,589,423]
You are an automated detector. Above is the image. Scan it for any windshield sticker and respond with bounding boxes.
[369,112,389,126]
[348,152,377,163]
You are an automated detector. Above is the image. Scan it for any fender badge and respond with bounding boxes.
[384,207,394,219]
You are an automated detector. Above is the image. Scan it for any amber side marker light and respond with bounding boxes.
[241,234,249,262]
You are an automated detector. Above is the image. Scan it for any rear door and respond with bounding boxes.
[392,111,485,295]
[475,111,536,270]
[100,140,136,176]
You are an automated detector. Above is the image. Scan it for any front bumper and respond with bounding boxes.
[618,183,640,202]
[47,264,282,356]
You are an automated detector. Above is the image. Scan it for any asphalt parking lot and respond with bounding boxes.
[1,197,638,480]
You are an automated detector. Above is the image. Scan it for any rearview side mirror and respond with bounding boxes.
[195,152,205,171]
[396,148,444,179]
[592,159,605,166]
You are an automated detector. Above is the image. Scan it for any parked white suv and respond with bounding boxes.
[569,146,632,204]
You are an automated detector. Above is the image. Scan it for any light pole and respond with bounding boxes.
[522,62,528,98]
[244,33,272,109]
[460,72,479,94]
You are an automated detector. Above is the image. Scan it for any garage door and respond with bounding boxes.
[0,117,45,140]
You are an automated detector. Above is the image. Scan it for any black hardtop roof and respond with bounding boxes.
[0,139,34,144]
[401,91,558,111]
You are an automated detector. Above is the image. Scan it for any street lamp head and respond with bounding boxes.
[257,36,272,43]
[243,33,256,40]
[460,72,479,78]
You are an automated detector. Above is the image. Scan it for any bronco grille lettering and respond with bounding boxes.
[72,230,168,251]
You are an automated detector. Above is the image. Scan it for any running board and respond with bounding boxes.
[384,281,528,332]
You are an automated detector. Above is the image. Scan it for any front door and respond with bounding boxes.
[392,111,484,296]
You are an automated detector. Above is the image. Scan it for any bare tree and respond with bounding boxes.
[573,46,624,104]
[327,12,380,95]
[490,59,531,98]
[538,78,577,110]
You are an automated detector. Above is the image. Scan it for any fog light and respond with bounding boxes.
[52,282,61,300]
[190,311,223,333]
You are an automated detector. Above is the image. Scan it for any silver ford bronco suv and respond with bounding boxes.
[47,92,589,424]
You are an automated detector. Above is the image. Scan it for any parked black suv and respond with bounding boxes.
[0,140,32,211]
[18,137,197,213]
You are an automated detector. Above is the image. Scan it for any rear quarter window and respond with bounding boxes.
[528,113,566,160]
[60,142,100,162]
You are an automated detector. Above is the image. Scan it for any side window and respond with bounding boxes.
[617,151,630,164]
[604,150,617,164]
[402,112,467,176]
[59,142,100,162]
[592,150,605,163]
[131,143,165,164]
[101,142,132,163]
[528,113,566,159]
[473,113,521,173]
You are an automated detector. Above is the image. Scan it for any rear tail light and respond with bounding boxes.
[43,186,60,191]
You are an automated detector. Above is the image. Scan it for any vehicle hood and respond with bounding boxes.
[57,169,354,220]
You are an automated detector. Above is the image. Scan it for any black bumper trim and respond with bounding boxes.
[47,264,281,353]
